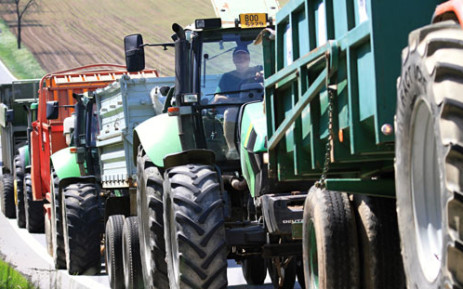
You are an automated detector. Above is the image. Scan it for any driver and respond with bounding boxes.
[213,46,262,159]
[214,46,261,102]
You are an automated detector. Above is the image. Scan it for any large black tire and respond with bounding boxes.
[105,214,125,289]
[302,187,359,289]
[396,21,463,288]
[352,195,405,289]
[24,173,44,233]
[1,174,16,218]
[267,256,297,289]
[136,147,169,289]
[62,182,102,275]
[14,154,25,228]
[163,164,228,289]
[241,255,267,285]
[50,171,66,269]
[123,216,143,289]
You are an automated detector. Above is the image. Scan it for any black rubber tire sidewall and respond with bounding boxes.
[105,214,125,289]
[302,187,359,289]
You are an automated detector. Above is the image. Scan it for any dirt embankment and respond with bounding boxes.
[0,0,215,76]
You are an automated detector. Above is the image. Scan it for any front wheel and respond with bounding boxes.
[62,182,102,275]
[163,164,228,289]
[136,147,169,288]
[396,21,463,288]
[1,174,16,218]
[24,173,44,233]
[302,187,359,289]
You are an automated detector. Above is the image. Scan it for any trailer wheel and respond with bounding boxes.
[14,154,25,228]
[62,182,102,275]
[241,255,266,285]
[105,214,125,289]
[352,195,405,289]
[396,21,463,288]
[136,146,168,288]
[24,173,44,233]
[50,171,66,269]
[163,164,228,289]
[302,187,359,289]
[123,216,143,289]
[1,174,16,218]
[267,256,297,289]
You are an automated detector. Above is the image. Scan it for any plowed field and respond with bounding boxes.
[0,0,216,76]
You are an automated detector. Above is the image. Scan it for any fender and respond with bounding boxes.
[433,0,463,25]
[239,101,268,197]
[50,147,81,180]
[133,114,182,168]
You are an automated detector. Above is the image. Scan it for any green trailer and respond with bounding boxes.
[249,0,463,288]
[0,79,39,222]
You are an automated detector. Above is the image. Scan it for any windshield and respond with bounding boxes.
[200,30,264,105]
[198,29,264,162]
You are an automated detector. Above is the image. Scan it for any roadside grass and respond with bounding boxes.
[0,259,36,289]
[0,19,45,79]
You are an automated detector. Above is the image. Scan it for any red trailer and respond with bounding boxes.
[28,65,158,265]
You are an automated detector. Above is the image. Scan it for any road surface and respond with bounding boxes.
[0,211,303,289]
[0,59,16,84]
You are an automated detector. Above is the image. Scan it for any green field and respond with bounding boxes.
[0,0,289,77]
[0,259,36,289]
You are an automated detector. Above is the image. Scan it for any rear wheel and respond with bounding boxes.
[1,174,16,218]
[241,255,267,285]
[136,146,168,288]
[396,21,463,288]
[352,195,405,289]
[123,216,143,289]
[62,182,102,275]
[164,164,228,289]
[14,154,25,228]
[24,173,44,233]
[302,187,359,289]
[105,214,125,289]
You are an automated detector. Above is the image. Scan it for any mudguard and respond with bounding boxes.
[239,101,267,197]
[50,147,81,180]
[133,114,182,168]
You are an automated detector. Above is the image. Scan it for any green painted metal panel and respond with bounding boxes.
[264,0,440,184]
[239,101,267,197]
[135,114,182,168]
[51,147,81,180]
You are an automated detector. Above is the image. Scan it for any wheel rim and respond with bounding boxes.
[308,221,319,288]
[410,99,442,282]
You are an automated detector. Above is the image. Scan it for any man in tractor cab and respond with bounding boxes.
[213,46,263,102]
[213,45,264,159]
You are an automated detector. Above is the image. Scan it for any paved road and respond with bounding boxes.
[0,211,303,289]
[0,59,16,84]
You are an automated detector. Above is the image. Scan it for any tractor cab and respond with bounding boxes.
[125,13,271,167]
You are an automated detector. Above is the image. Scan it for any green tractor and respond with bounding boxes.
[125,4,305,288]
[0,79,40,231]
[48,70,174,288]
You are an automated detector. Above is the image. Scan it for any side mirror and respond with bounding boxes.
[124,34,145,72]
[46,101,59,120]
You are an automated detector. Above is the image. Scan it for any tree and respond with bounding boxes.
[5,0,36,49]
